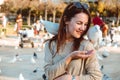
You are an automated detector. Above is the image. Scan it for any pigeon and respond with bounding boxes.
[100,65,104,71]
[37,44,42,51]
[102,74,112,80]
[9,55,17,63]
[102,49,110,58]
[33,52,37,59]
[106,42,112,47]
[33,69,37,73]
[42,74,47,80]
[33,67,40,73]
[100,40,106,47]
[31,52,37,64]
[113,42,118,48]
[97,54,103,60]
[15,46,18,50]
[16,54,23,61]
[40,20,59,35]
[31,56,36,64]
[9,54,22,63]
[18,73,25,80]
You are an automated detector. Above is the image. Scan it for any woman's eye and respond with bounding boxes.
[77,22,82,25]
[84,23,88,26]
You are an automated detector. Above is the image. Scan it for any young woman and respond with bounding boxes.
[44,2,102,80]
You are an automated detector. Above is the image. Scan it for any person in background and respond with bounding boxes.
[92,12,104,29]
[16,14,23,35]
[44,2,102,80]
[2,13,7,28]
[92,12,106,43]
[33,19,41,36]
[102,23,108,41]
[109,25,115,43]
[1,13,7,36]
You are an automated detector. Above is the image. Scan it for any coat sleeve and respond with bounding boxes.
[44,41,67,80]
[79,41,102,80]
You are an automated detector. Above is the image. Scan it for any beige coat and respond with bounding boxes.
[44,39,102,80]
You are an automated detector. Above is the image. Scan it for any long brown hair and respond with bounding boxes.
[48,2,91,54]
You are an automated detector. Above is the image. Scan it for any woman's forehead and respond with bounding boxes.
[72,13,88,22]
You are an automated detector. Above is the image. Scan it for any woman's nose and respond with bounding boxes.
[80,24,86,31]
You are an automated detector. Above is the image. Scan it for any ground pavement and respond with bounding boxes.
[0,34,120,80]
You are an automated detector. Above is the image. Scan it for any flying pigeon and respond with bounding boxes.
[40,20,59,35]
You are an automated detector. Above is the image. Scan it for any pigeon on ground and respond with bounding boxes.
[31,52,37,64]
[33,67,40,73]
[100,65,104,71]
[18,73,25,80]
[9,55,17,63]
[106,42,112,47]
[37,44,42,52]
[33,52,37,59]
[42,74,47,80]
[102,74,112,80]
[97,54,103,60]
[102,49,110,58]
[9,54,22,63]
[31,56,36,64]
[113,42,118,48]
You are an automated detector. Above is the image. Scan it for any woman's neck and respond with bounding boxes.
[66,33,74,42]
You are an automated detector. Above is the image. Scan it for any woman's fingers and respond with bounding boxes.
[71,50,95,59]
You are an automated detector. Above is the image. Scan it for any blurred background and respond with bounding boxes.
[0,0,120,28]
[0,0,120,80]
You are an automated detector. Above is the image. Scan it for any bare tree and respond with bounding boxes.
[5,0,40,26]
[47,0,66,22]
[103,0,120,26]
[97,0,104,14]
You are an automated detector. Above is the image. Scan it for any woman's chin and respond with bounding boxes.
[74,35,81,38]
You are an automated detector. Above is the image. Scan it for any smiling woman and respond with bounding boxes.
[44,2,102,80]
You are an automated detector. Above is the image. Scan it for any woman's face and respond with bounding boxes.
[66,12,88,39]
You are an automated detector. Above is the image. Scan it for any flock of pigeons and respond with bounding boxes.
[0,30,119,80]
[0,33,49,80]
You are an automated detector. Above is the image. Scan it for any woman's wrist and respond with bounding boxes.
[65,55,72,67]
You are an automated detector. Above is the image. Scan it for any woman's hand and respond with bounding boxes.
[54,74,72,80]
[65,50,95,70]
[70,49,94,60]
